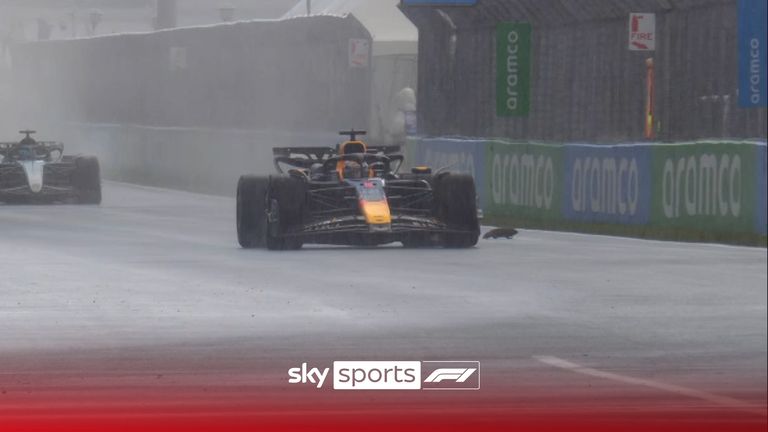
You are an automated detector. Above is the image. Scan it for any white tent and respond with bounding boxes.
[283,0,417,56]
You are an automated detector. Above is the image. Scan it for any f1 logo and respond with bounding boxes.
[424,368,476,383]
[421,361,480,390]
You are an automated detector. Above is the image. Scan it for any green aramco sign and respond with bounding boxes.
[497,23,532,116]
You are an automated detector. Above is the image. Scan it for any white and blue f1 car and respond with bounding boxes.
[0,131,101,204]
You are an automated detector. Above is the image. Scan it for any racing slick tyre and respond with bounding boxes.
[237,175,269,248]
[265,176,304,251]
[434,173,480,248]
[73,156,101,204]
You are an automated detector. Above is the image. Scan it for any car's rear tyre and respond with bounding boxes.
[265,176,304,251]
[237,175,269,248]
[433,173,480,248]
[73,156,101,204]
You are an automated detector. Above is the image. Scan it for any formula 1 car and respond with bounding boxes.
[0,131,101,204]
[236,130,479,249]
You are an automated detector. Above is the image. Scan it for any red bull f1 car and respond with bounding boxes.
[236,130,479,250]
[0,131,101,204]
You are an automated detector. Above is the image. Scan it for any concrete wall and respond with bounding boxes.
[12,15,372,133]
[62,123,338,196]
[407,137,768,244]
[8,15,374,195]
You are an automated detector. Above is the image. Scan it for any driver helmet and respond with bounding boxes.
[19,136,37,147]
[343,161,363,179]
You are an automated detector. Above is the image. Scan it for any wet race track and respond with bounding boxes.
[0,182,766,429]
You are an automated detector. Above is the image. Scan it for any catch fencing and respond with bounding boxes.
[400,0,767,142]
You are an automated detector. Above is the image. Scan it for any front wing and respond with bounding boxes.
[280,214,476,246]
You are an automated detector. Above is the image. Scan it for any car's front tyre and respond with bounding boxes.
[433,173,480,248]
[265,176,305,251]
[237,175,269,248]
[73,156,101,204]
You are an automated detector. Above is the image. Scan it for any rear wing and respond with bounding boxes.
[272,145,402,159]
[272,147,335,174]
[0,141,63,155]
[1,141,61,147]
[366,145,402,155]
[272,147,336,160]
[272,145,403,174]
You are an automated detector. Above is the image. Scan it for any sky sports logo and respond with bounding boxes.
[288,361,480,390]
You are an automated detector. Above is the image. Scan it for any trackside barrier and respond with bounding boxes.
[407,138,768,243]
[409,138,487,207]
[562,144,651,225]
[755,144,767,236]
[63,123,339,196]
[12,15,371,132]
[485,140,562,222]
[650,142,760,235]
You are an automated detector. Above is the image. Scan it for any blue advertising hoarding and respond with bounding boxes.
[562,144,652,225]
[412,138,487,207]
[738,0,768,107]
